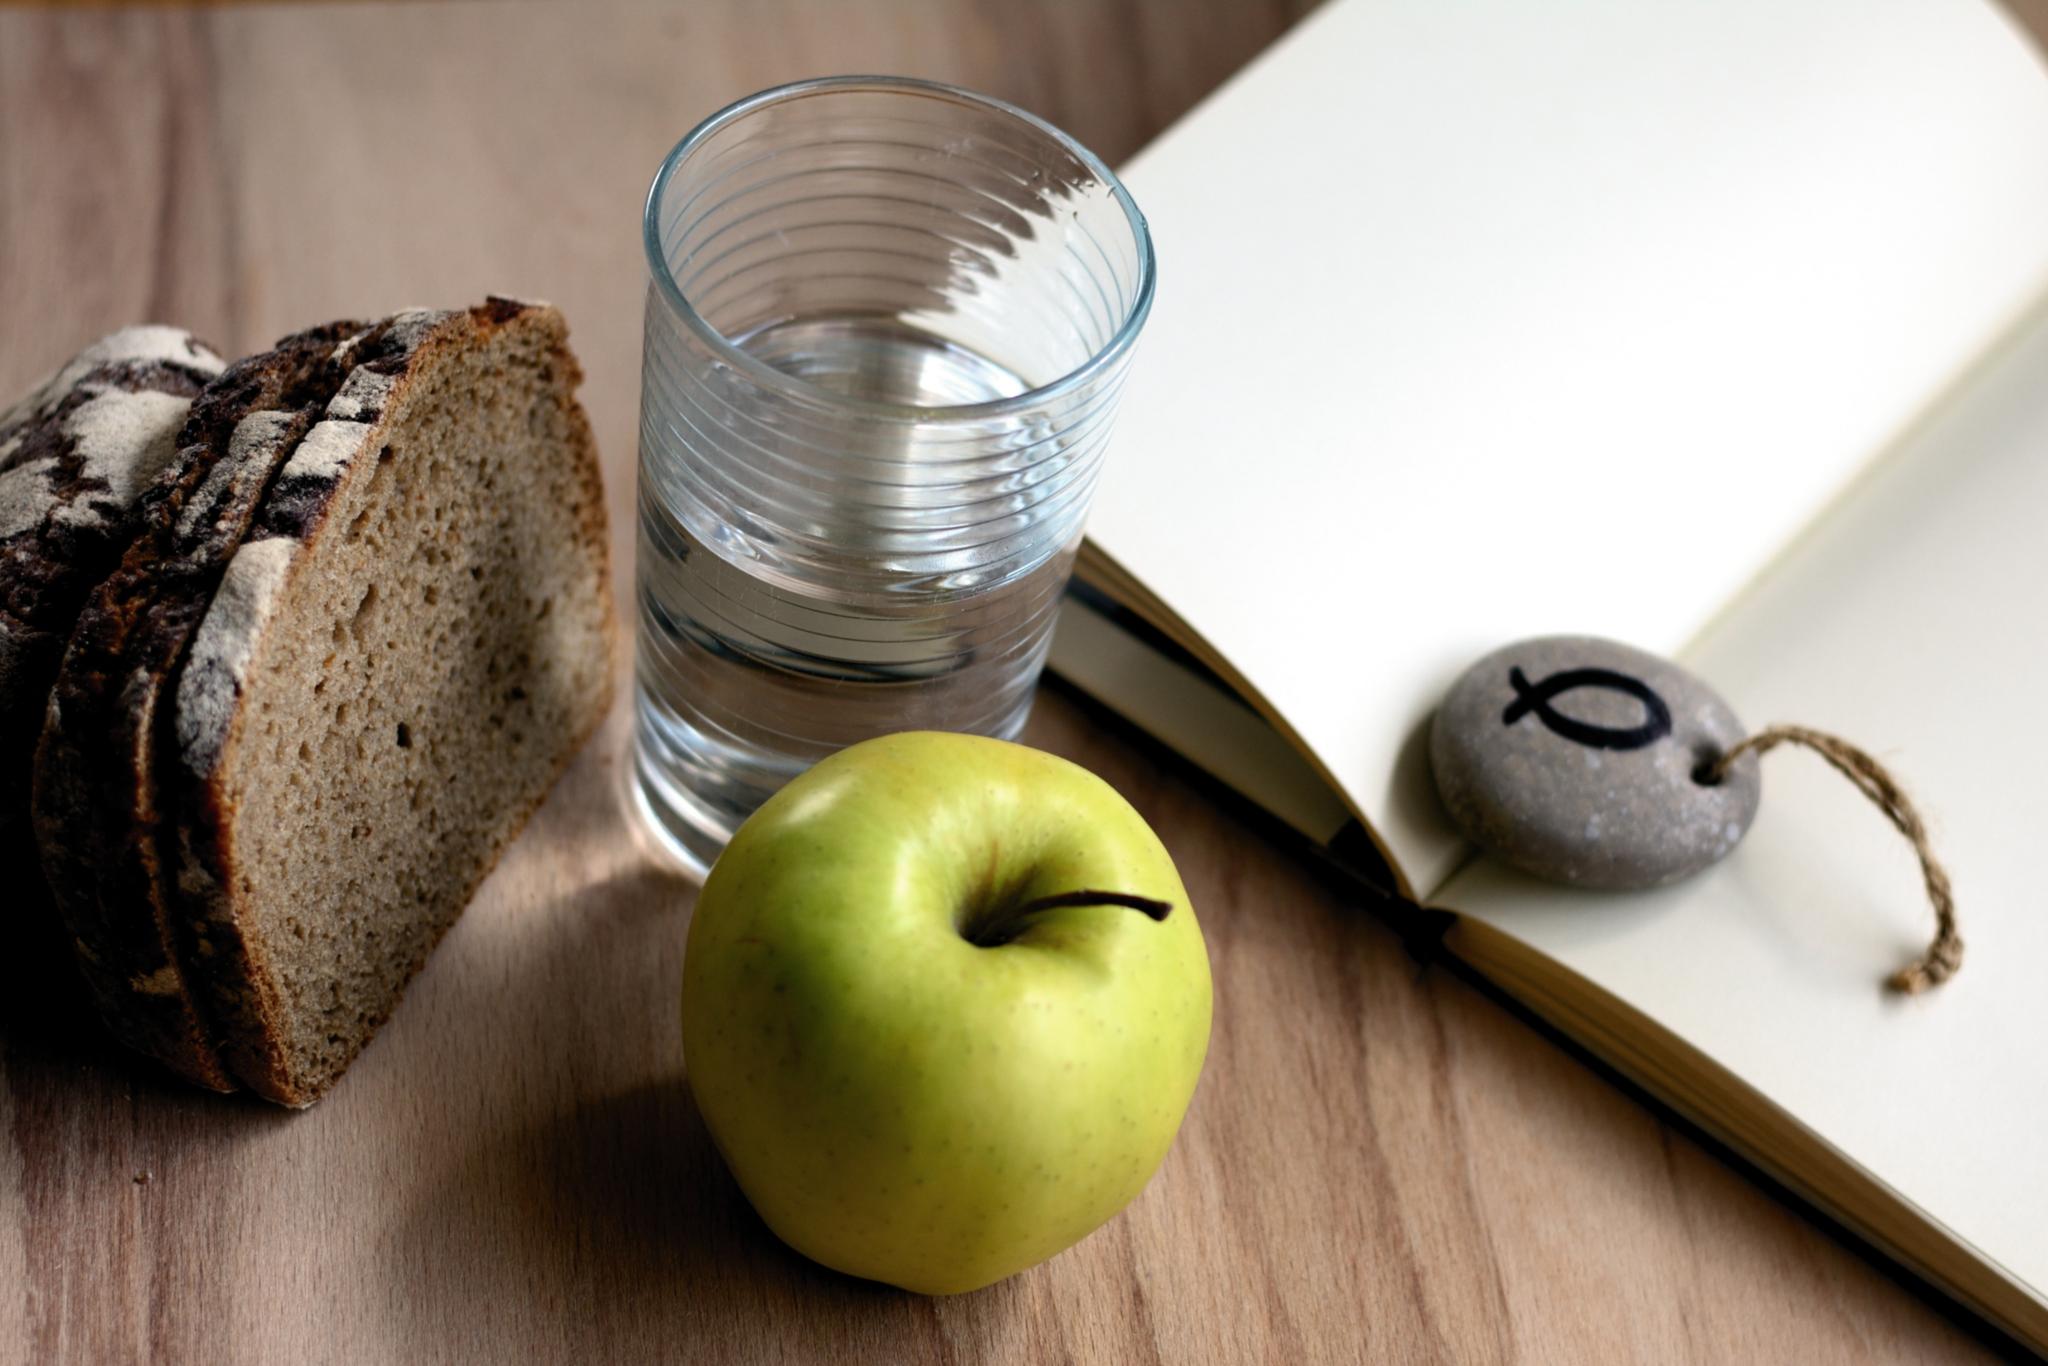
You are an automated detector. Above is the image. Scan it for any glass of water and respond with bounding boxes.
[633,76,1156,871]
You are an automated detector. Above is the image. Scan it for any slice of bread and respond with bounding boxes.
[171,300,612,1106]
[1,328,225,915]
[35,322,366,1091]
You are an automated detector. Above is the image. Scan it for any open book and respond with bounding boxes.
[1047,0,2048,1349]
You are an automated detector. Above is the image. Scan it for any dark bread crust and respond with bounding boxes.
[0,338,224,628]
[32,322,365,1091]
[0,333,223,935]
[176,299,614,1106]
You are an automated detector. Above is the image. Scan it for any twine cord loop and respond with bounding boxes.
[1709,725,1961,994]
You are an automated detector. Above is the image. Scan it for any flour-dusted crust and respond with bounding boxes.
[32,322,364,1091]
[0,327,224,921]
[174,298,612,1106]
[174,310,455,786]
[0,327,225,631]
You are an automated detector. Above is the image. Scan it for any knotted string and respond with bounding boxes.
[1709,726,1961,994]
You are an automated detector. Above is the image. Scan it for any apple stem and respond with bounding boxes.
[968,890,1173,947]
[1010,890,1173,921]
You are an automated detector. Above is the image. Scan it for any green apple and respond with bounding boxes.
[680,730,1212,1295]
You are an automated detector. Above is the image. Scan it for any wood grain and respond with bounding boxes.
[0,2,2024,1361]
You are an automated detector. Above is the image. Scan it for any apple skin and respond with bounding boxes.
[681,731,1213,1295]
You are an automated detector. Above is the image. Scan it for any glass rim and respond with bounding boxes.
[641,74,1156,425]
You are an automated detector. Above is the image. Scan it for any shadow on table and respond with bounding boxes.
[383,1084,1035,1358]
[0,885,290,1123]
[377,858,1030,1360]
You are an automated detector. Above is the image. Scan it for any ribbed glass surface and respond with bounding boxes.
[632,77,1154,869]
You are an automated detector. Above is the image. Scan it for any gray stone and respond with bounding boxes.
[1430,635,1760,890]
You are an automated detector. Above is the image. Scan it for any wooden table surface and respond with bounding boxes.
[3,3,2035,1361]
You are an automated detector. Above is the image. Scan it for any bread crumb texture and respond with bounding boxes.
[185,303,610,1103]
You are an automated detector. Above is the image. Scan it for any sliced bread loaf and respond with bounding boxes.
[0,328,225,909]
[34,322,366,1091]
[171,299,612,1105]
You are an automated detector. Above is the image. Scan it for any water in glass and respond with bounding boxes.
[634,316,1075,863]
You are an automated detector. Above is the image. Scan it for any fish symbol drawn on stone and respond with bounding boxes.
[1501,665,1673,752]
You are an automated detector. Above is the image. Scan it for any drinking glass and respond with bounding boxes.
[633,76,1155,871]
